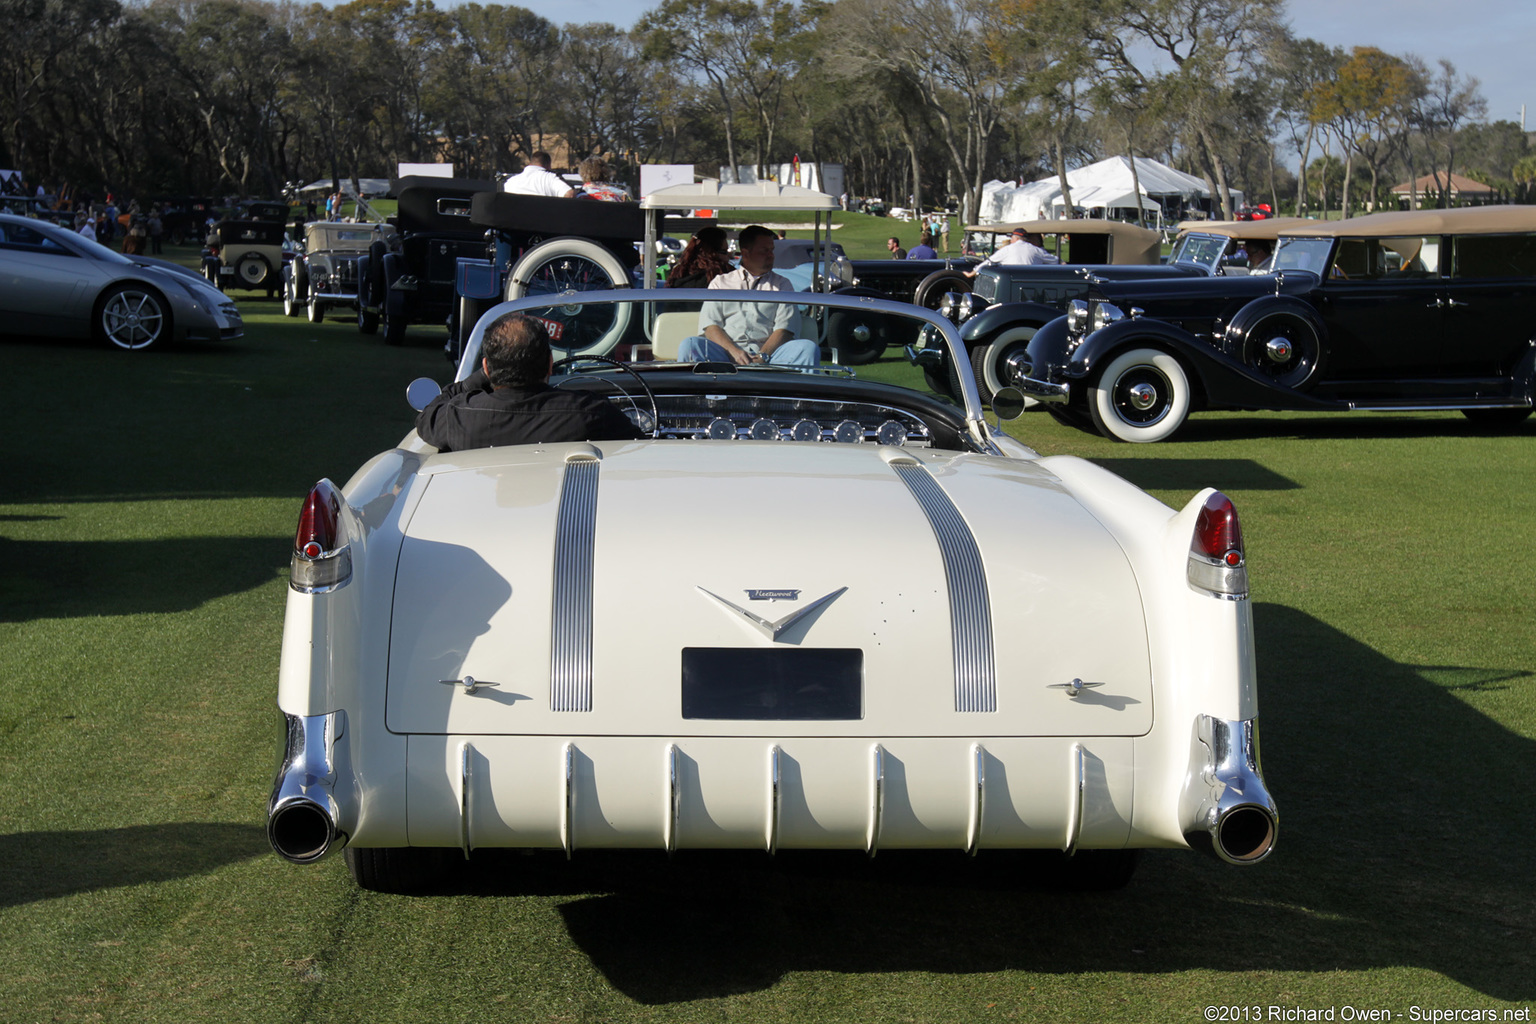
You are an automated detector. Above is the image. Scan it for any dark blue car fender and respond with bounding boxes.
[1065,317,1344,411]
[960,300,1063,348]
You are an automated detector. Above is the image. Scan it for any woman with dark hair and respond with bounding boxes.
[666,226,733,289]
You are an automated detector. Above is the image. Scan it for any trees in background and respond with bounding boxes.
[0,0,1507,219]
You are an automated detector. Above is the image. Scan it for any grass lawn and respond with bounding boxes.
[1,289,1533,1023]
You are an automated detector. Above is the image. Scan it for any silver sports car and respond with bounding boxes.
[0,213,243,350]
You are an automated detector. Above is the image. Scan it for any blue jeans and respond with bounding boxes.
[676,335,820,367]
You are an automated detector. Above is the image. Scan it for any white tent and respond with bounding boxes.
[978,156,1239,225]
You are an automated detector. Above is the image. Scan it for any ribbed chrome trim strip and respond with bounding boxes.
[1064,742,1084,858]
[458,740,475,860]
[561,742,575,859]
[766,744,781,856]
[867,744,885,859]
[664,743,679,856]
[966,742,987,856]
[892,461,997,712]
[551,457,601,712]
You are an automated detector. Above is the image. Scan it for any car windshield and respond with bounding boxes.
[1272,237,1333,276]
[1169,232,1229,271]
[454,289,990,446]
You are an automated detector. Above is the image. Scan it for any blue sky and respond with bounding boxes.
[319,0,1532,133]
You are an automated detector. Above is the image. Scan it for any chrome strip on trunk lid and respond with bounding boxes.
[551,454,600,712]
[890,458,997,713]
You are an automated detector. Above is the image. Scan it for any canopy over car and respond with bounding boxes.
[1174,217,1313,242]
[303,221,395,252]
[639,180,839,290]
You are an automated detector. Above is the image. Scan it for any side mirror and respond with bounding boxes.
[991,387,1028,421]
[406,377,442,412]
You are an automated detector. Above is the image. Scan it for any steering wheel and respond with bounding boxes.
[551,354,660,439]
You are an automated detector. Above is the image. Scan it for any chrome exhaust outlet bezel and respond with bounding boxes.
[1180,715,1279,865]
[267,710,351,863]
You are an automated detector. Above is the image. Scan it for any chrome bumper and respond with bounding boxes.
[1016,374,1070,404]
[267,710,351,863]
[1180,715,1279,864]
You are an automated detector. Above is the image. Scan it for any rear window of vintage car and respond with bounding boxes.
[1452,233,1536,277]
[681,648,862,720]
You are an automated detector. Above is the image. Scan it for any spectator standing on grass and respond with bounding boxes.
[886,236,907,260]
[908,232,937,260]
[148,208,163,254]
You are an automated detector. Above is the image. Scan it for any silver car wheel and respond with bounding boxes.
[99,285,168,351]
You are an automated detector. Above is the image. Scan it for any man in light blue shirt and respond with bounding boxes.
[676,225,819,367]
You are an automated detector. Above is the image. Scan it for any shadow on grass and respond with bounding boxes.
[0,536,286,621]
[1091,458,1300,492]
[0,823,267,907]
[433,602,1534,1003]
[1171,411,1535,444]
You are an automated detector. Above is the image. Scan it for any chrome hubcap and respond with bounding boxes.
[1127,382,1158,410]
[1265,337,1293,363]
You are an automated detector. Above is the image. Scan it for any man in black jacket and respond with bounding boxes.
[415,313,643,451]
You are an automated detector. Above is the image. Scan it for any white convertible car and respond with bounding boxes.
[268,289,1277,892]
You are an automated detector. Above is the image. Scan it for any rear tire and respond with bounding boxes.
[235,252,271,290]
[1461,407,1532,426]
[1088,347,1191,443]
[383,296,407,346]
[345,847,451,894]
[308,296,324,323]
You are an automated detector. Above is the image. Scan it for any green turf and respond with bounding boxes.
[1,303,1533,1022]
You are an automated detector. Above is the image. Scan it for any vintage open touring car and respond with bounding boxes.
[267,282,1278,893]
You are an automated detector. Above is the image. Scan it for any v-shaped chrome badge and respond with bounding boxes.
[698,586,848,642]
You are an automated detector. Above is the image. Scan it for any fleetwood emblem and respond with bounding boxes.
[698,587,848,642]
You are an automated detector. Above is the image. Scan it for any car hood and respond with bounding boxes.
[384,441,1152,738]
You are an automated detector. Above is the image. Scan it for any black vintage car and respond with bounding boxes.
[356,176,496,345]
[915,221,1191,401]
[1007,206,1536,441]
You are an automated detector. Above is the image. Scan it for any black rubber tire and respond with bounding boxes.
[383,296,407,346]
[1087,347,1192,443]
[358,304,379,335]
[95,283,170,351]
[1461,407,1533,426]
[344,847,451,894]
[307,296,324,323]
[968,325,1037,405]
[281,271,300,317]
[913,268,972,311]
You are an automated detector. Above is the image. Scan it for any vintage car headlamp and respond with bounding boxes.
[957,293,986,323]
[1066,299,1090,335]
[938,292,960,321]
[1091,302,1126,332]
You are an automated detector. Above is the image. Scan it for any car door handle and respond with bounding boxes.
[1446,298,1470,309]
[1426,300,1442,308]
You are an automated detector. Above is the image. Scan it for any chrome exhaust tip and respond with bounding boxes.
[268,797,341,864]
[1181,715,1279,865]
[268,710,351,864]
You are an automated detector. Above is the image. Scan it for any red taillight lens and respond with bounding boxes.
[295,481,341,557]
[291,480,352,593]
[1188,491,1248,599]
[1192,491,1243,565]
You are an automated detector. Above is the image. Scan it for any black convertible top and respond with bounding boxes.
[391,177,496,234]
[471,191,644,242]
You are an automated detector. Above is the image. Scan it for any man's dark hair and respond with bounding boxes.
[530,151,553,168]
[738,224,775,251]
[482,313,552,388]
[919,231,934,246]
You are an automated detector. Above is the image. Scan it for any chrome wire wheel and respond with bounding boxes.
[98,285,168,351]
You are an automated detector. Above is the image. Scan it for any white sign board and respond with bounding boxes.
[397,162,454,179]
[641,165,695,199]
